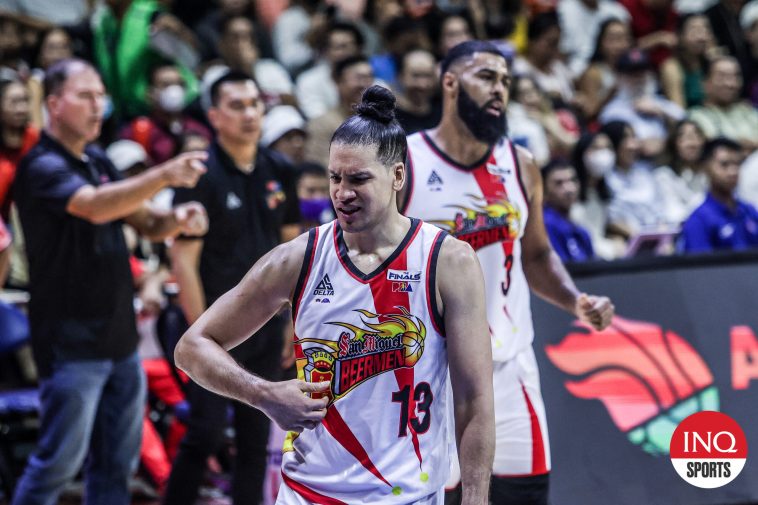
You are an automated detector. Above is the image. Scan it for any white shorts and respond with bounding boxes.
[275,480,444,504]
[446,346,550,487]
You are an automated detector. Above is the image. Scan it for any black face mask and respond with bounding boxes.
[456,84,508,145]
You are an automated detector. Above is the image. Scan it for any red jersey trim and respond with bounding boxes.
[281,471,348,505]
[333,218,422,284]
[292,227,319,322]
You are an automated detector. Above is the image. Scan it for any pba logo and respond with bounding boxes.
[546,317,720,456]
[670,411,747,488]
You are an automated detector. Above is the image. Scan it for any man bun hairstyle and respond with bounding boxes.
[330,85,407,166]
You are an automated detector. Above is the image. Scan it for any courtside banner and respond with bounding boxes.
[531,252,758,505]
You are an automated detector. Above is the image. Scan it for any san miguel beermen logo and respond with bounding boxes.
[295,307,426,404]
[432,194,521,251]
[546,316,719,456]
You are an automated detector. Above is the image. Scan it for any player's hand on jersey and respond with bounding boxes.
[159,151,207,188]
[575,293,614,331]
[174,202,208,236]
[258,379,330,433]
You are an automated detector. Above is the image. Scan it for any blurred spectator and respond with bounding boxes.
[513,11,575,104]
[295,20,364,119]
[0,215,9,285]
[305,55,374,167]
[509,75,579,167]
[11,58,208,505]
[107,139,149,178]
[0,0,90,25]
[428,10,474,58]
[91,0,199,120]
[166,70,299,505]
[739,146,758,205]
[601,120,670,238]
[688,55,758,150]
[216,14,294,107]
[618,0,678,67]
[28,27,73,128]
[655,119,708,223]
[571,132,626,259]
[660,14,716,108]
[271,0,317,73]
[296,161,334,229]
[0,80,38,218]
[120,62,212,165]
[0,15,28,81]
[261,105,307,165]
[194,0,269,62]
[705,0,749,70]
[557,0,631,77]
[576,18,633,122]
[739,1,758,105]
[542,159,596,262]
[370,16,431,86]
[600,48,685,159]
[681,137,758,251]
[394,48,440,135]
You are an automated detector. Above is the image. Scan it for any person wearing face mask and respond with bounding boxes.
[296,162,335,229]
[121,62,212,165]
[570,131,627,259]
[542,159,595,262]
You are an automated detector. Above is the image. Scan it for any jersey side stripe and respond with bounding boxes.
[425,230,447,335]
[292,227,319,322]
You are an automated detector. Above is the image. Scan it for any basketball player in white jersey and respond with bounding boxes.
[400,41,615,505]
[174,85,495,505]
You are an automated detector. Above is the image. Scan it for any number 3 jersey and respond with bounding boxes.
[282,218,450,504]
[404,132,532,363]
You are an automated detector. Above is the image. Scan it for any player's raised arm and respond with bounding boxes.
[174,231,330,432]
[438,236,495,505]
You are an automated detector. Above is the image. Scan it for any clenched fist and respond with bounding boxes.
[174,201,208,237]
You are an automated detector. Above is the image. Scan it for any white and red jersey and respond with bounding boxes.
[404,131,532,362]
[281,218,450,504]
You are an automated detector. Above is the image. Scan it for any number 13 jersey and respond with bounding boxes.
[404,132,532,363]
[282,218,450,504]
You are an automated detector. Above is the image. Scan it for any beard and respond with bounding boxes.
[457,85,508,144]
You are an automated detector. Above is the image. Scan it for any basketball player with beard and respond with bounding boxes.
[175,85,495,504]
[400,41,615,505]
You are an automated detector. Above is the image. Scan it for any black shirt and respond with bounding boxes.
[173,142,300,305]
[13,132,138,377]
[395,102,442,135]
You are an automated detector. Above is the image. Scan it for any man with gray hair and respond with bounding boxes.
[11,58,208,505]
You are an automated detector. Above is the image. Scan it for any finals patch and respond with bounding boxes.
[387,270,421,282]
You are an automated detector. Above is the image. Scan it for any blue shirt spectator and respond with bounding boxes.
[544,205,596,261]
[542,160,596,262]
[681,137,758,252]
[681,193,758,251]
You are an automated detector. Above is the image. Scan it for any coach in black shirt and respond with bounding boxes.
[166,71,300,505]
[11,59,208,505]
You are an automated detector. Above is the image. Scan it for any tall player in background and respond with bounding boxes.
[174,86,495,505]
[401,41,615,505]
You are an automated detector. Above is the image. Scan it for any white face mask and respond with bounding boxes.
[158,84,186,113]
[584,148,616,178]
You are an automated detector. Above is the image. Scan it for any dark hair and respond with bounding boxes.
[44,58,98,97]
[439,40,505,77]
[590,17,626,63]
[209,70,257,106]
[148,58,180,86]
[219,13,253,38]
[527,11,560,42]
[427,11,475,56]
[330,85,407,166]
[700,137,741,162]
[297,161,327,179]
[332,55,370,82]
[572,132,611,202]
[665,119,705,171]
[509,74,540,103]
[541,158,572,179]
[32,27,71,69]
[600,120,632,154]
[320,21,365,52]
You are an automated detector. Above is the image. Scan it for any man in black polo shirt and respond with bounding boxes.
[11,59,209,505]
[165,71,300,505]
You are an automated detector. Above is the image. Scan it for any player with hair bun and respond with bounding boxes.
[175,85,495,504]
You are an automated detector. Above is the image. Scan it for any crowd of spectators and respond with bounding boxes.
[2,0,758,503]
